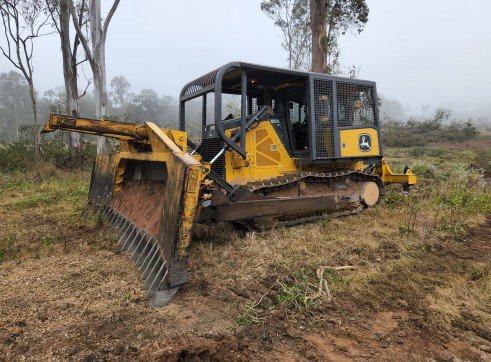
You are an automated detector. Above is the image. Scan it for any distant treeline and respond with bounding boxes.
[0,70,484,150]
[381,108,481,147]
[0,71,241,143]
[0,71,185,142]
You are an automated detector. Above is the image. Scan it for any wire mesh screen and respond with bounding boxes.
[336,82,376,127]
[313,79,334,159]
[250,97,274,114]
[251,98,259,114]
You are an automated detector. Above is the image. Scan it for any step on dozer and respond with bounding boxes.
[42,62,416,306]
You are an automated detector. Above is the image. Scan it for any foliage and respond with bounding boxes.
[232,268,318,327]
[0,134,96,173]
[311,0,368,73]
[110,75,131,108]
[276,268,317,310]
[381,108,480,147]
[261,0,368,73]
[260,0,311,70]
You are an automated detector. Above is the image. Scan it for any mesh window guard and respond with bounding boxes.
[336,82,376,127]
[313,79,334,159]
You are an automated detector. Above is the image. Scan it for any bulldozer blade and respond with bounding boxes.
[87,123,205,307]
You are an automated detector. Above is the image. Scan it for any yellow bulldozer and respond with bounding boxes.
[42,62,416,306]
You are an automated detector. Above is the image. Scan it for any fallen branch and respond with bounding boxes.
[304,266,332,305]
[330,266,356,271]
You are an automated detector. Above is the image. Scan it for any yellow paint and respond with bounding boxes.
[339,128,380,157]
[376,159,417,185]
[224,122,297,185]
[43,112,416,263]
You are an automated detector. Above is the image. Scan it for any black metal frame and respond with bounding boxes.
[179,62,382,163]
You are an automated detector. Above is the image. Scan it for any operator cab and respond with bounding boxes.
[179,62,381,177]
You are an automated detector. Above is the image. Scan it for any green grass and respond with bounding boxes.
[0,164,112,263]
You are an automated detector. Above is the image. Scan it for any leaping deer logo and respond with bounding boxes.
[359,134,372,152]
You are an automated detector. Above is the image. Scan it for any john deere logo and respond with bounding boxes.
[359,134,372,152]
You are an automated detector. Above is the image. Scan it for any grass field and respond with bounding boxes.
[0,139,490,361]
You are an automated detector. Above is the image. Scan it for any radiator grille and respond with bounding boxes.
[201,137,225,177]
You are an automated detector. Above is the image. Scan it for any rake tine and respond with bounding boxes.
[140,241,157,274]
[116,219,130,238]
[122,227,139,251]
[127,228,142,254]
[118,224,134,247]
[130,232,147,261]
[146,261,166,295]
[142,247,159,282]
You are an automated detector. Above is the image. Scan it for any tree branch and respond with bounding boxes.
[78,78,92,98]
[101,0,120,45]
[68,0,94,70]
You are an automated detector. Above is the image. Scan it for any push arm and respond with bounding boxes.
[42,114,149,141]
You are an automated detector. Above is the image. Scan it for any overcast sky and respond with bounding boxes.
[1,0,490,118]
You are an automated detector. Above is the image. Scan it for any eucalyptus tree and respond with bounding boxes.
[310,0,368,74]
[261,0,311,70]
[46,0,90,149]
[68,0,120,154]
[109,75,131,111]
[261,0,369,74]
[0,0,50,160]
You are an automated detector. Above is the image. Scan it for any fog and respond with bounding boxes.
[1,0,490,121]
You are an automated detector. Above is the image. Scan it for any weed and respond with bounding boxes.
[426,148,445,157]
[383,185,405,209]
[409,147,425,157]
[233,302,265,327]
[410,161,438,179]
[276,268,316,310]
[14,194,58,209]
[399,222,411,236]
[40,234,54,246]
[461,149,476,158]
[95,210,106,228]
[466,262,489,281]
[0,235,17,262]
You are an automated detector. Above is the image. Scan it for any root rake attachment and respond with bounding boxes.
[103,206,179,306]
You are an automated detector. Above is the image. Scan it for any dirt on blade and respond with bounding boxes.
[111,180,166,237]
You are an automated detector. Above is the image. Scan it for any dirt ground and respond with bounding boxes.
[0,219,490,361]
[0,140,490,361]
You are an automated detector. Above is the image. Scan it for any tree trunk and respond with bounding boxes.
[69,0,119,155]
[90,0,108,154]
[310,0,328,73]
[27,79,41,162]
[60,0,80,149]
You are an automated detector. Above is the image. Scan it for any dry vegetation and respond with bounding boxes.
[0,139,490,361]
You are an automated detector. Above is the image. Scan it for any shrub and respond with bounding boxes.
[0,134,96,173]
[381,110,480,148]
